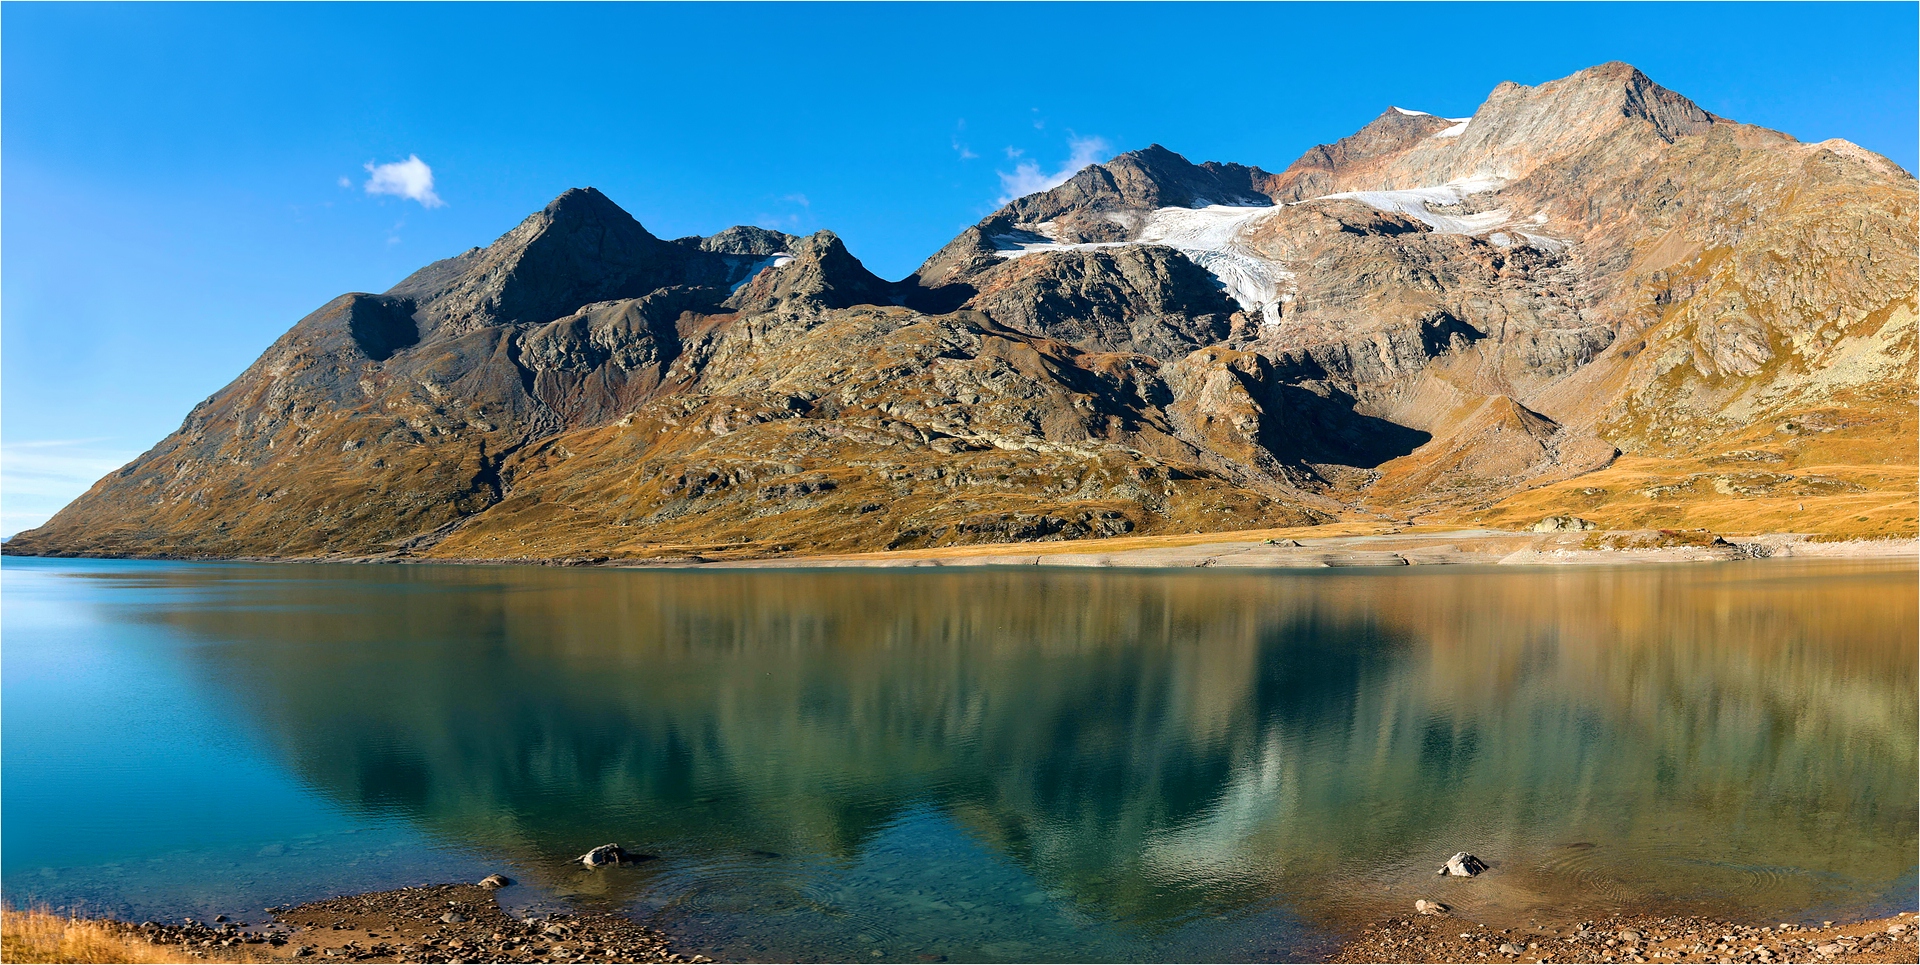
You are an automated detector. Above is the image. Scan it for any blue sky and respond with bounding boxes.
[4,2,1916,535]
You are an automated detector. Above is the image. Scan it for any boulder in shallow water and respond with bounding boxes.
[1415,899,1450,915]
[579,843,653,868]
[1436,852,1489,876]
[478,874,511,889]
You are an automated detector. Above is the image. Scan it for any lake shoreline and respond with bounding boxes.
[691,529,1919,570]
[25,887,1918,964]
[5,527,1915,570]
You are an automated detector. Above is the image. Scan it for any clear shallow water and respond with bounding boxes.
[2,557,1914,962]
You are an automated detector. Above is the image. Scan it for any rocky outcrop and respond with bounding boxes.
[960,245,1236,357]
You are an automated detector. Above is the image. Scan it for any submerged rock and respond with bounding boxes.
[1437,852,1489,877]
[477,873,511,889]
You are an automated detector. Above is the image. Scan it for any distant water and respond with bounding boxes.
[3,557,1914,962]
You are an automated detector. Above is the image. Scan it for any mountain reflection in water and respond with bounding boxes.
[7,559,1916,962]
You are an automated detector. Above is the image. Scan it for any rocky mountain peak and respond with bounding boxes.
[538,186,646,229]
[1109,144,1274,206]
[682,225,799,256]
[992,144,1274,245]
[726,229,892,312]
[383,188,719,338]
[1264,108,1459,202]
[1489,61,1715,145]
[1262,62,1720,196]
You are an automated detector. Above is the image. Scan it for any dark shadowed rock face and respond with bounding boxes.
[961,245,1237,357]
[6,61,1915,561]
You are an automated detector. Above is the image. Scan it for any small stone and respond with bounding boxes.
[478,874,512,889]
[1500,944,1524,955]
[1816,943,1842,956]
[1416,899,1451,916]
[1620,930,1641,942]
[441,912,468,924]
[1890,925,1909,935]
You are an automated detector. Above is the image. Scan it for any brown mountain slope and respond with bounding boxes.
[6,62,1913,562]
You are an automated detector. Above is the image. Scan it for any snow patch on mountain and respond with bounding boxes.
[723,253,795,294]
[993,207,1295,317]
[1434,118,1471,138]
[1322,177,1510,234]
[1131,206,1296,312]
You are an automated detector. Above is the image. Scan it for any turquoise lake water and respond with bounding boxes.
[2,557,1914,961]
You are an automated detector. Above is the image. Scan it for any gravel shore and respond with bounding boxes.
[1332,910,1919,964]
[112,882,1919,964]
[128,884,698,963]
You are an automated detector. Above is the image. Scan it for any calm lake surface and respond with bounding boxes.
[3,557,1915,961]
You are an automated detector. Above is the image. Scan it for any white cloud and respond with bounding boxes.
[337,176,352,188]
[363,155,445,208]
[995,135,1111,204]
[1,440,139,538]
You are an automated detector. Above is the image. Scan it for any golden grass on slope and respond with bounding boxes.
[1454,392,1920,542]
[1460,456,1918,541]
[0,907,260,964]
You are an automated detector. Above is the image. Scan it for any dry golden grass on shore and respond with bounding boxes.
[0,906,260,964]
[2,906,164,964]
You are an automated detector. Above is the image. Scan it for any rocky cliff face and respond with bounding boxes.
[8,62,1913,561]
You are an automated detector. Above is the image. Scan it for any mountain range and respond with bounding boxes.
[8,62,1914,562]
